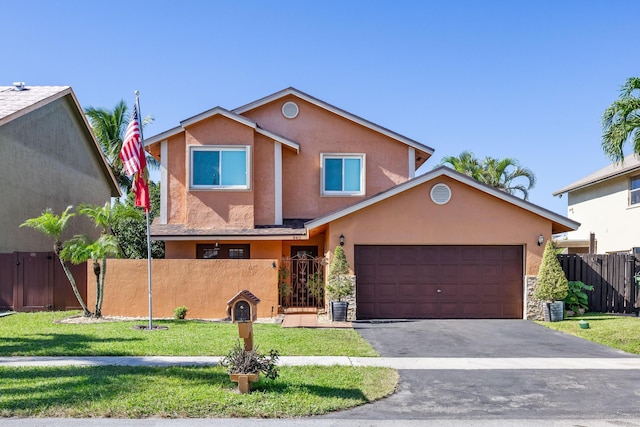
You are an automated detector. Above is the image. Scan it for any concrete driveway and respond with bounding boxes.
[323,319,640,421]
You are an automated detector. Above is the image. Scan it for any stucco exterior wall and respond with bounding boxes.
[241,95,412,219]
[93,259,278,319]
[323,176,548,276]
[0,98,115,252]
[565,176,640,253]
[182,116,255,229]
[253,133,276,225]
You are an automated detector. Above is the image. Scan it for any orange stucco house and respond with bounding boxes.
[100,88,579,320]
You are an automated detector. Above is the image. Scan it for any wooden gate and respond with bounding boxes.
[558,253,639,314]
[0,252,87,312]
[279,254,326,310]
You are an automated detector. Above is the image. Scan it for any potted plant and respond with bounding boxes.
[534,241,569,322]
[220,340,279,394]
[325,245,354,322]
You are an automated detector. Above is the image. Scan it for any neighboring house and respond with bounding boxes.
[101,87,578,320]
[0,83,121,311]
[553,154,640,254]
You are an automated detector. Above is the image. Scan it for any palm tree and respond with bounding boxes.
[61,234,121,318]
[481,156,536,200]
[20,207,91,316]
[602,77,640,163]
[75,202,139,317]
[84,100,157,193]
[440,151,484,180]
[440,151,536,200]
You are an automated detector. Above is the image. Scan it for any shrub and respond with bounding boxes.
[563,280,594,313]
[325,246,353,302]
[220,340,279,380]
[534,241,569,302]
[173,305,188,320]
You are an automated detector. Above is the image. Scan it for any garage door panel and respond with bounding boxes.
[355,245,523,319]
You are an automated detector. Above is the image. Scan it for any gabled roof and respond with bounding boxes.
[0,85,71,125]
[306,166,580,235]
[0,85,120,196]
[144,106,300,153]
[553,154,640,196]
[233,87,434,157]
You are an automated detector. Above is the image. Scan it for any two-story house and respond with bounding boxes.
[553,154,640,254]
[102,88,578,320]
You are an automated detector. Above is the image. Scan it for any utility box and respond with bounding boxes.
[227,290,261,323]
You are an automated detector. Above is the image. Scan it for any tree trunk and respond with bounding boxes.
[54,242,91,317]
[93,261,102,318]
[96,258,107,318]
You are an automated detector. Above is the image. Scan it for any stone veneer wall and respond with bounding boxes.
[526,275,544,320]
[325,275,356,321]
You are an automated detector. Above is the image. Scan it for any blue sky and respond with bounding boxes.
[3,0,639,215]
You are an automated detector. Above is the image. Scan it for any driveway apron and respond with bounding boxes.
[323,319,640,420]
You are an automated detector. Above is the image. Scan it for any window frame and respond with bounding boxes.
[320,153,366,196]
[196,244,250,259]
[630,175,640,207]
[188,145,251,190]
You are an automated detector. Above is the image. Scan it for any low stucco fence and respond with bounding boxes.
[90,259,279,319]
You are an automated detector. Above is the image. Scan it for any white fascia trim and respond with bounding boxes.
[274,142,283,225]
[155,234,307,241]
[408,147,416,179]
[160,140,168,224]
[144,126,182,147]
[305,167,580,231]
[257,128,300,153]
[233,88,434,155]
[180,106,256,129]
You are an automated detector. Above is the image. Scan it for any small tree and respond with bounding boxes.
[21,207,91,316]
[325,246,353,302]
[534,241,569,302]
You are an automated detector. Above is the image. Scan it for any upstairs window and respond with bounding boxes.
[631,176,640,206]
[190,146,250,189]
[321,154,365,195]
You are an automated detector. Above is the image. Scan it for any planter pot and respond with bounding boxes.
[543,301,564,322]
[229,373,260,394]
[331,301,348,322]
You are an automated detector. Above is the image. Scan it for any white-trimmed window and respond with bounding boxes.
[321,153,365,195]
[631,176,640,206]
[189,146,250,189]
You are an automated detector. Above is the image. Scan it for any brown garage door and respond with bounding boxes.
[355,245,523,319]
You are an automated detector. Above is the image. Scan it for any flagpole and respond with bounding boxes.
[135,90,153,330]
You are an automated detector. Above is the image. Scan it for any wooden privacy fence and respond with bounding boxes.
[0,252,87,312]
[558,253,639,314]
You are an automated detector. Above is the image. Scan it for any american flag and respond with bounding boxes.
[120,104,146,176]
[120,103,150,211]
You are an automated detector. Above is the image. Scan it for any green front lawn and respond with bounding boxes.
[537,312,640,355]
[0,311,377,357]
[0,365,398,418]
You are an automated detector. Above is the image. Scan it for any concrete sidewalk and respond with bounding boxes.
[2,355,640,369]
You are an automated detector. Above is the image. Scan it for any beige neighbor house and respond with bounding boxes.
[553,154,640,254]
[98,87,579,321]
[0,83,121,311]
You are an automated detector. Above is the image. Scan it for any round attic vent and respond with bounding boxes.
[282,101,299,119]
[430,183,451,205]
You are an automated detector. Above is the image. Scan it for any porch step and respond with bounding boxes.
[283,307,318,314]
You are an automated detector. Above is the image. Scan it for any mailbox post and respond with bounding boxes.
[227,290,261,351]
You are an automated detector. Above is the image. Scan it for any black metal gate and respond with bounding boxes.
[279,254,326,309]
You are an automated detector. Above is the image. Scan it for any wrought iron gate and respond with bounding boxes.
[279,254,326,309]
